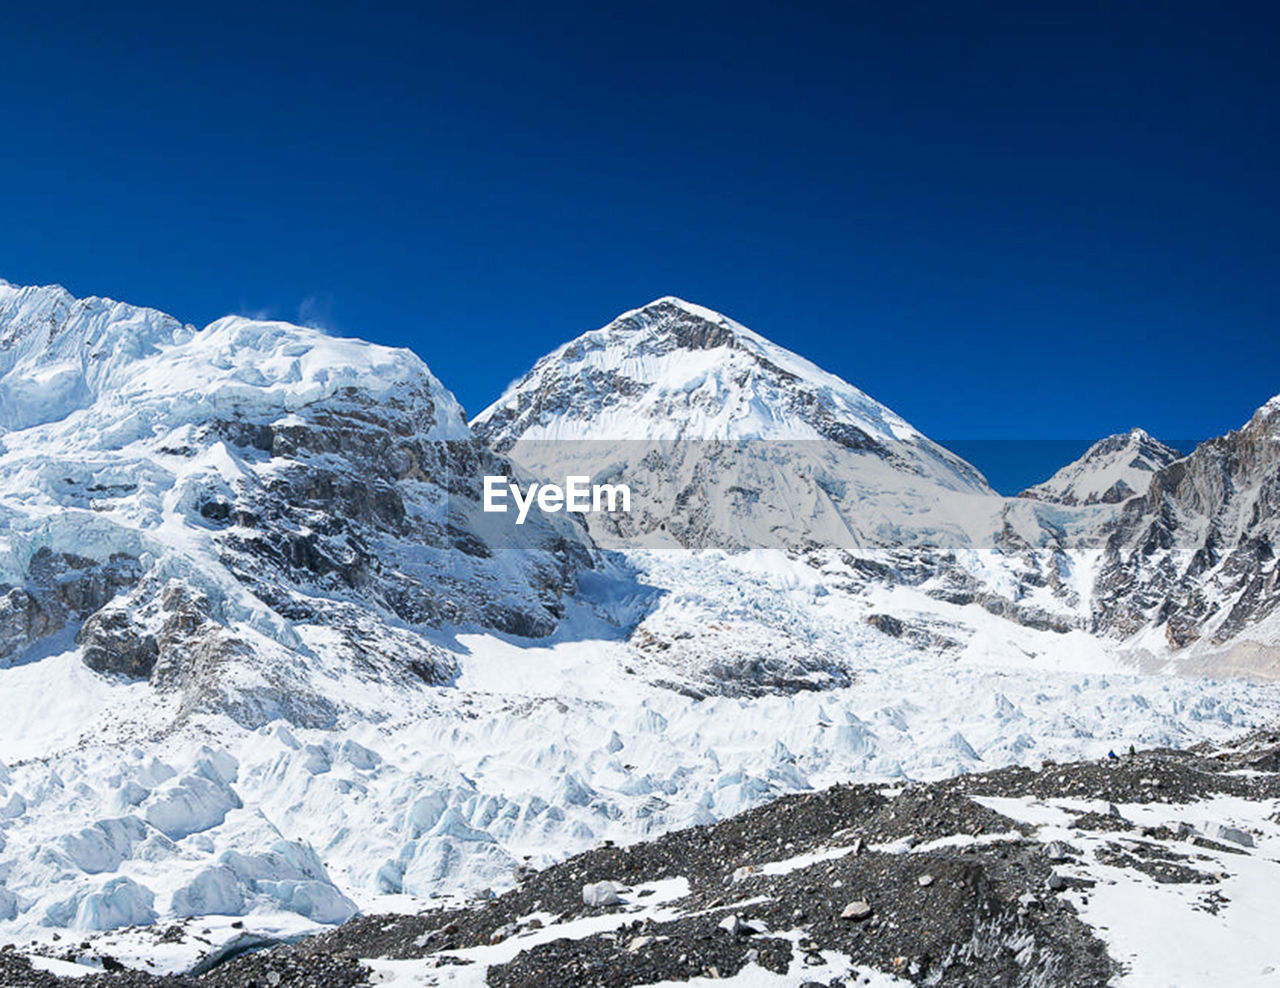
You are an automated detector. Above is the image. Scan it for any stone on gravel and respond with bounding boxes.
[840,899,872,921]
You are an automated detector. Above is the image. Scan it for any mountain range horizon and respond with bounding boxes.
[0,278,1233,494]
[2,274,1280,983]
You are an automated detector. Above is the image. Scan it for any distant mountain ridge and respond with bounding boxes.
[1018,428,1183,505]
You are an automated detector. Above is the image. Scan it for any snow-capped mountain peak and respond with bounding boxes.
[0,281,193,432]
[1019,427,1183,505]
[473,296,929,449]
[0,281,594,725]
[474,296,995,565]
[0,281,474,442]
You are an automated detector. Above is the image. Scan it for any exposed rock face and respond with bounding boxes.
[0,549,142,666]
[1020,428,1184,506]
[1092,402,1280,648]
[203,388,592,639]
[0,282,598,727]
[78,606,159,678]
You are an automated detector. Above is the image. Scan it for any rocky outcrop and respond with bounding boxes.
[204,386,593,638]
[1092,401,1280,647]
[0,549,142,666]
[77,606,158,679]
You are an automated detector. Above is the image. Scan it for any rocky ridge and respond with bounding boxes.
[1093,400,1280,650]
[1019,429,1183,506]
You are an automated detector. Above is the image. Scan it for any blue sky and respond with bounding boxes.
[1,2,1276,466]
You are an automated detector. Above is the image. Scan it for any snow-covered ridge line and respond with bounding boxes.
[0,280,470,438]
[473,295,934,447]
[1018,427,1183,506]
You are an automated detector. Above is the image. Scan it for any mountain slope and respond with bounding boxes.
[1019,429,1183,506]
[0,281,596,729]
[3,280,1280,973]
[1093,398,1280,657]
[472,298,1108,689]
[473,296,999,562]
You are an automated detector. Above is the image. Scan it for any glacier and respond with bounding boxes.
[1,282,1280,978]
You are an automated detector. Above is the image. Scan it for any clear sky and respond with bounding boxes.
[1,2,1276,455]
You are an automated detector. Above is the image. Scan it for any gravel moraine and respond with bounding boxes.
[9,726,1280,987]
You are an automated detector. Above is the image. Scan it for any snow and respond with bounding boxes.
[1020,428,1183,505]
[2,282,1280,985]
[976,792,1280,986]
[3,545,1278,953]
[0,281,467,441]
[170,866,246,917]
[475,296,946,450]
[143,772,242,839]
[364,876,692,986]
[75,877,158,931]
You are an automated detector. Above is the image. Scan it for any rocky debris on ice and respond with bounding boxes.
[19,722,1280,984]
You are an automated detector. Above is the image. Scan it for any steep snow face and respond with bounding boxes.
[0,282,595,727]
[0,282,192,432]
[473,297,998,561]
[1019,429,1183,506]
[477,297,932,447]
